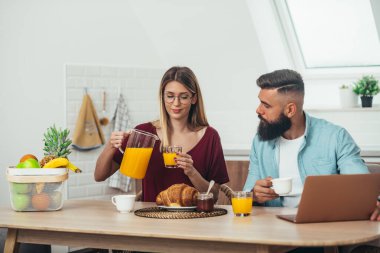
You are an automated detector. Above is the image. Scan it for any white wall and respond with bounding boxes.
[66,65,164,200]
[128,0,268,149]
[0,0,163,206]
[1,0,380,208]
[0,0,269,206]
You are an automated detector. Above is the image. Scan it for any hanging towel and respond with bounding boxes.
[72,94,105,150]
[108,94,133,192]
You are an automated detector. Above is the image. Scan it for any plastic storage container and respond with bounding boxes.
[7,168,68,212]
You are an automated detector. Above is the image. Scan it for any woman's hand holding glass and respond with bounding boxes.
[175,152,196,177]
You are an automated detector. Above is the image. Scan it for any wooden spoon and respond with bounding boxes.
[99,91,109,126]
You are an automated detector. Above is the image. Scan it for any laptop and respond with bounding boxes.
[277,173,380,223]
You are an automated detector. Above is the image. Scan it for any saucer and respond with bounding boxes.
[279,192,300,197]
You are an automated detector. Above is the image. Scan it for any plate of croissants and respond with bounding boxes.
[156,183,198,212]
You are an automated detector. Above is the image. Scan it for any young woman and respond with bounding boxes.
[94,66,229,202]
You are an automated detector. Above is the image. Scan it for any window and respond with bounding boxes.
[278,0,380,69]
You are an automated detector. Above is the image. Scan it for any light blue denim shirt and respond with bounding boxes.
[243,112,369,207]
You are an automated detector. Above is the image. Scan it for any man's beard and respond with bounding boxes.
[257,113,291,141]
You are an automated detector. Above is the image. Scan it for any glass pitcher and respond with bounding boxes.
[119,129,159,179]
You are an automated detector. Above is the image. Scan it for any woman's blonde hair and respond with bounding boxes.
[152,66,208,148]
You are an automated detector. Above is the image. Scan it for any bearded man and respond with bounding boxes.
[243,69,370,208]
[243,69,379,253]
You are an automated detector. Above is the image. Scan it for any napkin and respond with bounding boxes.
[108,94,133,192]
[72,94,105,150]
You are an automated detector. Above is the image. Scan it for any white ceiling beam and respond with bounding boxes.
[370,0,380,41]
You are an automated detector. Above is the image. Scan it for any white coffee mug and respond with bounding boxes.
[111,194,136,213]
[271,177,292,194]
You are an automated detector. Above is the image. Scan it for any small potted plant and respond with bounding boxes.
[339,84,357,108]
[353,75,380,108]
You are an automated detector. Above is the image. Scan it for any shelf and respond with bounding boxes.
[223,146,380,158]
[305,106,380,112]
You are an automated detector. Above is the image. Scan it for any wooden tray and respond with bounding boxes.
[134,206,228,219]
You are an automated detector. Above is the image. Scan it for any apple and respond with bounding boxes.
[19,154,38,163]
[12,193,31,211]
[16,158,40,169]
[11,183,32,194]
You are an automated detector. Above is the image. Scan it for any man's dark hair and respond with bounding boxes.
[256,69,304,95]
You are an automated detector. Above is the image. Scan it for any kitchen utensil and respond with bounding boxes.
[206,180,215,195]
[99,90,109,126]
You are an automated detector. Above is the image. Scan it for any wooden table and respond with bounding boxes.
[1,200,379,253]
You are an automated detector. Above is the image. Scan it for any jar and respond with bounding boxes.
[196,192,214,212]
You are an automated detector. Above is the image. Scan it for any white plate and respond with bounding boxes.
[158,206,197,211]
[279,192,300,197]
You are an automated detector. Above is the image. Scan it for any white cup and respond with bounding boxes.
[111,194,136,213]
[271,177,292,194]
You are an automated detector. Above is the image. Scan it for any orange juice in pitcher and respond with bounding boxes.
[120,147,154,179]
[119,129,158,179]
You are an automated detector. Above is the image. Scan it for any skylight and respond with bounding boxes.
[284,0,380,68]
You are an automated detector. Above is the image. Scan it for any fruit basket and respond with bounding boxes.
[7,168,68,212]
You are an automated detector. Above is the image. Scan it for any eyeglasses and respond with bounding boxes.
[164,92,194,105]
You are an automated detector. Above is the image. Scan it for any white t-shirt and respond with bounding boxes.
[279,135,304,207]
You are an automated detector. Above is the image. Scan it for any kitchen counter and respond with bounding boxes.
[224,146,380,161]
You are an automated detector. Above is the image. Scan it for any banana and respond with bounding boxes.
[67,162,82,173]
[43,158,69,168]
[42,157,81,173]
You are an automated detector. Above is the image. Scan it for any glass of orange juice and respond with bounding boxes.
[162,146,182,168]
[231,191,253,217]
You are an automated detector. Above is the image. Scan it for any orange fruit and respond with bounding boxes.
[31,193,51,211]
[20,154,38,163]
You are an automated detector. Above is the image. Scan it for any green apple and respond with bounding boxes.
[12,193,31,211]
[11,183,32,194]
[49,191,62,209]
[16,158,40,168]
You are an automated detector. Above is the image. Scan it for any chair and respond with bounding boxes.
[219,184,233,204]
[366,163,380,174]
[216,161,250,205]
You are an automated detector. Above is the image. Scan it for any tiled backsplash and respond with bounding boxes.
[65,64,164,200]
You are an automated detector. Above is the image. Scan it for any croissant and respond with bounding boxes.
[156,183,198,207]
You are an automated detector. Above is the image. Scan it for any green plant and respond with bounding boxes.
[352,75,380,97]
